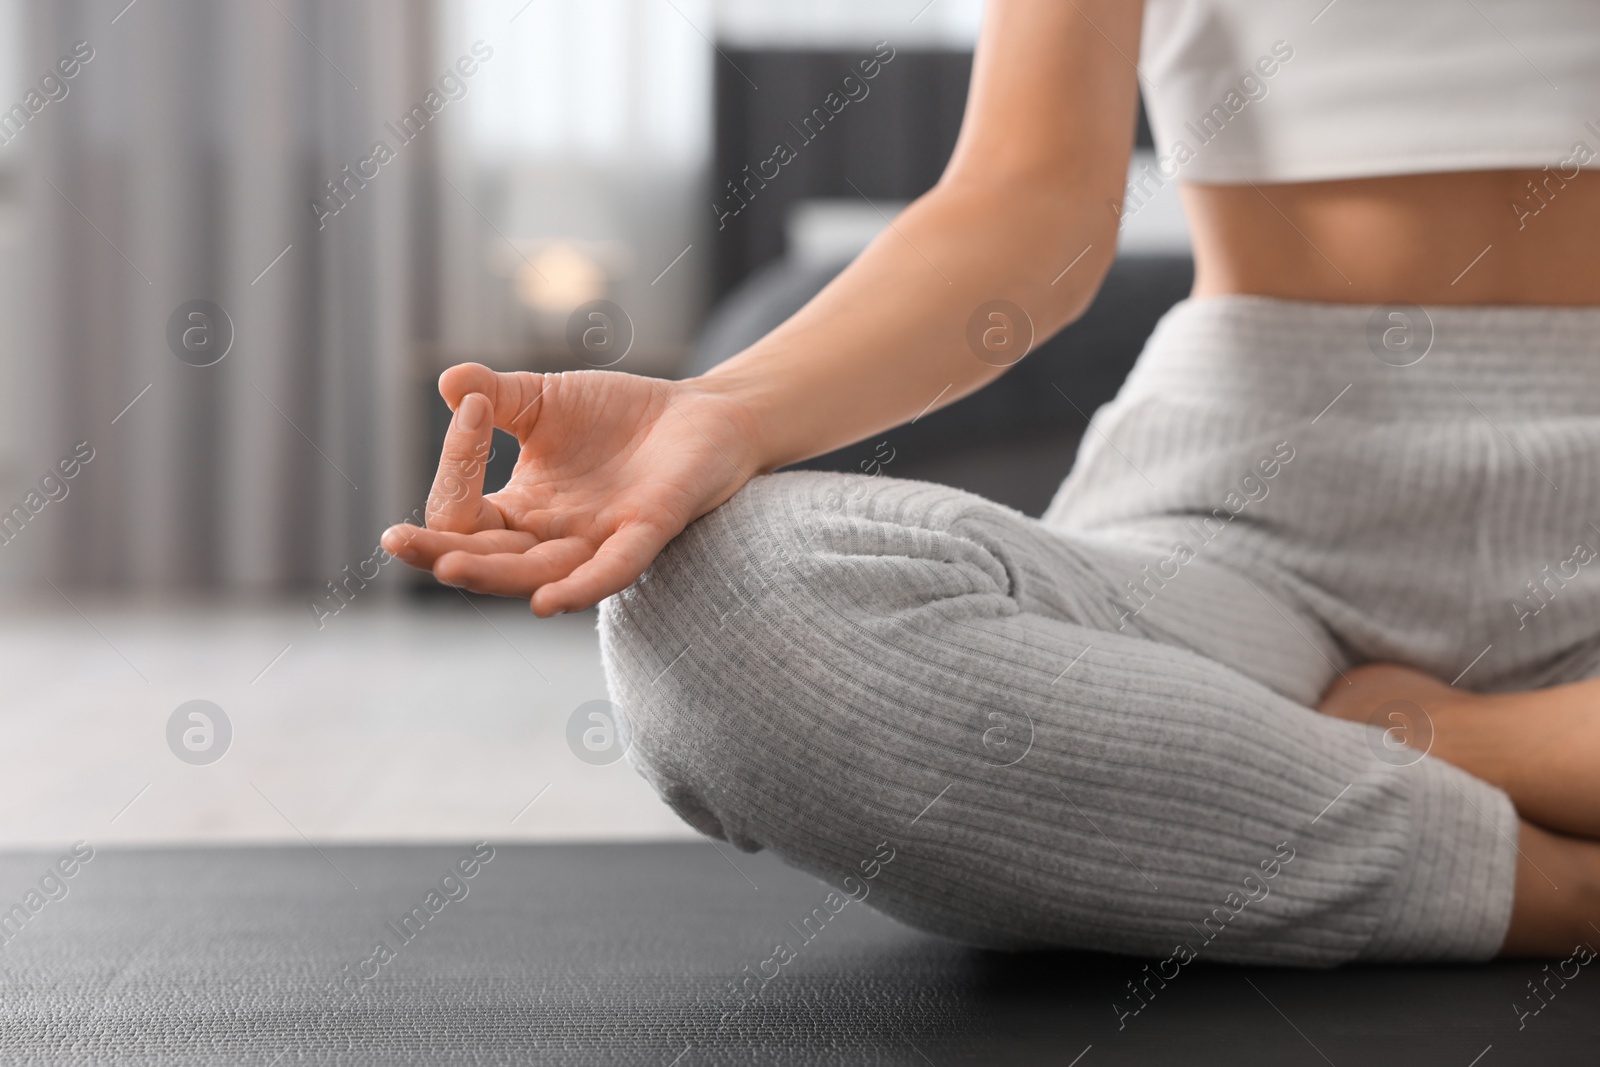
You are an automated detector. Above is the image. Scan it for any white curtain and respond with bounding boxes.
[22,0,435,591]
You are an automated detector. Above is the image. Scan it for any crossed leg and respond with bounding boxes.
[602,471,1526,965]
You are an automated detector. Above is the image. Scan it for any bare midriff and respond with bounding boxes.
[1184,168,1600,306]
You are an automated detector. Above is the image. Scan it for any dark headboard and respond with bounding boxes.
[710,48,1154,299]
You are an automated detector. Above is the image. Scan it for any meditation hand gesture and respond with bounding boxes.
[382,363,760,615]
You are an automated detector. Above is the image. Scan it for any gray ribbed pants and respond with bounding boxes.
[600,296,1600,965]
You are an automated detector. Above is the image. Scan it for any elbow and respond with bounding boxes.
[880,171,1125,364]
[1041,228,1118,331]
[1008,189,1121,338]
[930,172,1122,329]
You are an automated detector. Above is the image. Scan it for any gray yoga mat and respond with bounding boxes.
[0,842,1590,1065]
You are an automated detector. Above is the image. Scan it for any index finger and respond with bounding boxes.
[426,391,506,534]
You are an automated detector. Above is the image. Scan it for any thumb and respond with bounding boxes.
[426,392,506,534]
[440,362,547,440]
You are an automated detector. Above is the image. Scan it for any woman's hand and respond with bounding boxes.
[381,362,762,616]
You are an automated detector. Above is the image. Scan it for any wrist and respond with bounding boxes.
[680,367,787,475]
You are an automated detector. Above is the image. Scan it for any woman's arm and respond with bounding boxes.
[700,0,1144,472]
[382,0,1144,614]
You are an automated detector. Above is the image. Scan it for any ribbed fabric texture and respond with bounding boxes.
[1048,295,1600,695]
[597,295,1600,966]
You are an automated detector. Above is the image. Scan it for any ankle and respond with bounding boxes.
[1500,822,1600,957]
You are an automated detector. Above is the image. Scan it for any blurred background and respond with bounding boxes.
[0,0,1191,849]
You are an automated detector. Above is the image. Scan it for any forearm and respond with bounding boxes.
[696,177,1119,473]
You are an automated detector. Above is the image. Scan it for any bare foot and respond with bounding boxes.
[1502,819,1600,957]
[1322,670,1600,953]
[1319,663,1600,839]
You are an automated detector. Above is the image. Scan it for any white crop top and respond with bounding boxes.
[1138,0,1600,182]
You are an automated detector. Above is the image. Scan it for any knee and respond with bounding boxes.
[597,472,837,849]
[601,472,830,666]
[598,469,1017,852]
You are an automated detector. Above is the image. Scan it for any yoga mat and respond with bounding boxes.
[0,843,1588,1065]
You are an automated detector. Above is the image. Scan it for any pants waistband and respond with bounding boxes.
[1123,295,1600,419]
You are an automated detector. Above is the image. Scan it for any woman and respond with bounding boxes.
[383,0,1600,963]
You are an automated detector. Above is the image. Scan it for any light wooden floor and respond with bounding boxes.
[0,595,697,848]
